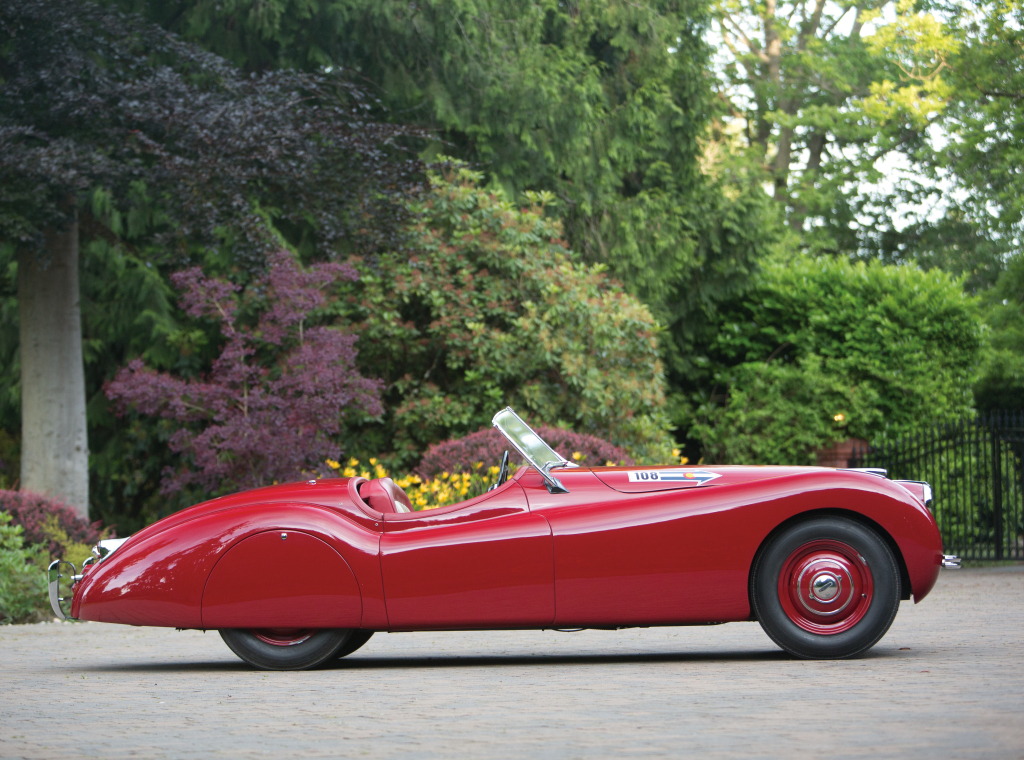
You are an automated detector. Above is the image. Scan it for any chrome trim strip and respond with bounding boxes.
[941,555,961,569]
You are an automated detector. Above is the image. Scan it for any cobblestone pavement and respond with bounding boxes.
[1,566,1022,760]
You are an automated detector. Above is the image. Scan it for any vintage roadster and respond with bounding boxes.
[50,408,958,670]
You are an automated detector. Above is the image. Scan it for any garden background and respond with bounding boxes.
[1,0,1021,618]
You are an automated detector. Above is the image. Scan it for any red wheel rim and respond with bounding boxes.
[778,539,874,635]
[250,628,315,647]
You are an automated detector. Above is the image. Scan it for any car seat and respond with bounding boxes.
[358,477,413,513]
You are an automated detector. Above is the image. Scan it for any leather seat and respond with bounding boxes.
[358,477,413,514]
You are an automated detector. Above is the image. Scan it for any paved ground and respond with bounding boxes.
[1,566,1022,760]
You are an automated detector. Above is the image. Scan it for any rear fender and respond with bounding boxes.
[73,504,383,628]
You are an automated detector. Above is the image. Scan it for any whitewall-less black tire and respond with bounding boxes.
[219,628,353,670]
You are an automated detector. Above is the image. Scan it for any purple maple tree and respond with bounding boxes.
[106,252,382,495]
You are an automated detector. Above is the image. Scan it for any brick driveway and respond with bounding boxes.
[1,565,1022,759]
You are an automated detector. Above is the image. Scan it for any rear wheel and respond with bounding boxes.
[751,516,901,659]
[219,628,353,670]
[335,630,374,659]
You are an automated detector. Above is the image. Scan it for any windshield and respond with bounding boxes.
[492,407,571,492]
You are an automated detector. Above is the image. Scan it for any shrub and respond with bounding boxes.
[416,426,635,478]
[342,165,673,465]
[0,490,103,557]
[0,512,49,624]
[690,256,985,464]
[106,251,383,496]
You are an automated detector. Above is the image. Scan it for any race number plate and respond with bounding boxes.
[626,469,721,485]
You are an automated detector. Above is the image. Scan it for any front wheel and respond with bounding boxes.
[219,628,353,670]
[751,516,901,659]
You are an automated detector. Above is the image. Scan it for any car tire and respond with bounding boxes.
[335,630,374,659]
[751,516,901,659]
[219,628,353,670]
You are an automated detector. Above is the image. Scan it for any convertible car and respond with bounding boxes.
[49,408,958,670]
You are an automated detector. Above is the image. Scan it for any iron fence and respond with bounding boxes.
[851,411,1024,561]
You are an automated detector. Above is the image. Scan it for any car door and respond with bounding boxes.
[379,478,554,629]
[519,469,752,627]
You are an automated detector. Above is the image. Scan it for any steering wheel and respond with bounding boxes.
[490,450,510,491]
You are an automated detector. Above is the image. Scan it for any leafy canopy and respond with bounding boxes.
[107,0,774,344]
[0,0,421,263]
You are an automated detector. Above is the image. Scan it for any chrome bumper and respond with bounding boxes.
[941,554,961,569]
[47,560,81,620]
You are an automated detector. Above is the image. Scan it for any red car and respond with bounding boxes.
[49,408,958,670]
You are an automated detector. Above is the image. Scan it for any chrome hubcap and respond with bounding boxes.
[810,571,841,602]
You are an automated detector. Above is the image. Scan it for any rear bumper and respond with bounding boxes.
[47,560,80,621]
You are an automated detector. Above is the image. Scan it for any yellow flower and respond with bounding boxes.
[474,461,483,469]
[360,470,371,479]
[672,448,680,458]
[605,460,614,466]
[325,458,341,470]
[679,456,689,466]
[342,467,357,478]
[348,457,359,467]
[369,457,378,466]
[572,451,583,461]
[488,465,500,476]
[441,471,449,480]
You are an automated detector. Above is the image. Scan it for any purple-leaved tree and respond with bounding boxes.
[106,252,382,495]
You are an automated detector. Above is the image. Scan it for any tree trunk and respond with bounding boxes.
[18,209,90,518]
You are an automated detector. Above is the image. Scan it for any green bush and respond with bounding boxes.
[0,512,49,625]
[691,255,984,464]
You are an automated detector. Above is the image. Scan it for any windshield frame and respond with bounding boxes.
[491,407,575,493]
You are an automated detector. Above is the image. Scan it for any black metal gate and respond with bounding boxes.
[852,411,1024,561]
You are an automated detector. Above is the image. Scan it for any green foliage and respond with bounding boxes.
[689,255,985,464]
[975,254,1024,411]
[0,512,49,625]
[341,165,673,465]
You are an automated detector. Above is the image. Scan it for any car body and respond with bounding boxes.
[49,408,957,669]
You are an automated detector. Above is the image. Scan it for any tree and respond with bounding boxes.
[109,0,774,360]
[106,252,382,495]
[0,0,420,516]
[689,255,984,464]
[711,0,952,248]
[932,0,1024,246]
[340,165,674,466]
